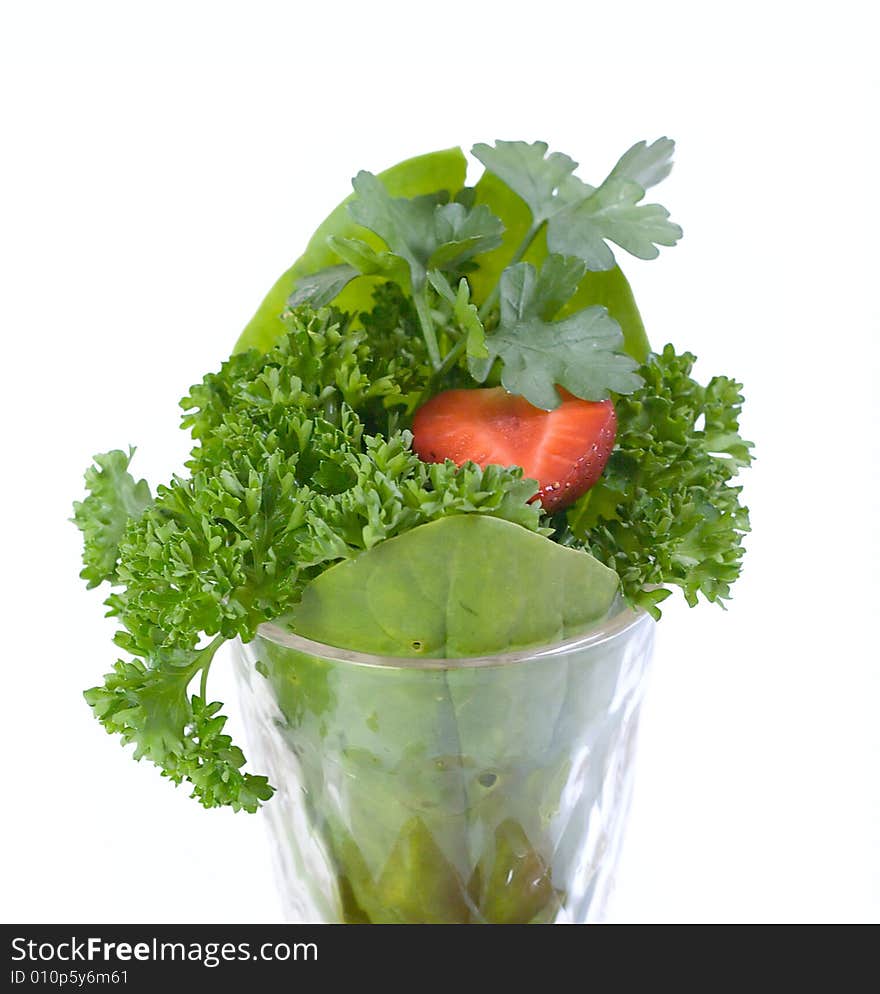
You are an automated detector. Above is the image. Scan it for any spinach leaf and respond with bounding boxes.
[285,515,619,657]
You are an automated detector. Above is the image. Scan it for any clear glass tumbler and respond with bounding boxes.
[234,606,654,924]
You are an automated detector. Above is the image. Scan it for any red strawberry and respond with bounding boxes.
[412,387,617,513]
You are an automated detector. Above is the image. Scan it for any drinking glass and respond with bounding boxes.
[234,605,654,924]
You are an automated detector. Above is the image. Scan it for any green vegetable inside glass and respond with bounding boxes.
[73,139,752,923]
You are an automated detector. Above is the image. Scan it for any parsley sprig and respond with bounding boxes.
[562,346,753,616]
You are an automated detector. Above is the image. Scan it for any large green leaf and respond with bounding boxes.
[285,515,619,657]
[235,147,467,353]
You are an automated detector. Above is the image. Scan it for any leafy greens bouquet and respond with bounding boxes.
[74,140,751,922]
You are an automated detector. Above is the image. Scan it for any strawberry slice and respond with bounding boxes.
[412,387,616,513]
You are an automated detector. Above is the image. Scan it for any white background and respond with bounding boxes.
[1,1,877,924]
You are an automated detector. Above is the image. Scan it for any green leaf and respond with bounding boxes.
[468,170,651,362]
[346,172,503,292]
[606,137,676,189]
[548,178,683,269]
[185,302,431,442]
[467,169,534,304]
[347,172,442,290]
[425,272,488,360]
[236,147,467,353]
[472,138,681,276]
[454,279,488,359]
[425,268,457,304]
[368,817,473,923]
[72,448,153,588]
[85,646,274,812]
[469,819,559,924]
[566,345,753,616]
[285,515,619,657]
[287,264,360,308]
[471,141,578,224]
[428,203,506,271]
[486,262,643,409]
[85,653,194,764]
[86,314,549,812]
[558,266,651,362]
[327,236,409,284]
[499,253,586,322]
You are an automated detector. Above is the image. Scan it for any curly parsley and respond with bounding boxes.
[562,345,753,616]
[76,300,542,811]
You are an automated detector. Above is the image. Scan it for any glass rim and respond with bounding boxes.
[255,602,650,671]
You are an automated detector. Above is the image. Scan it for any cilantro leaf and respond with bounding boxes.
[548,178,683,269]
[472,138,681,272]
[287,263,360,308]
[500,253,587,322]
[326,235,411,284]
[606,137,676,189]
[564,345,753,616]
[72,448,153,588]
[320,174,505,370]
[428,202,506,271]
[427,270,488,362]
[346,171,503,291]
[471,141,579,224]
[347,171,442,286]
[481,262,642,409]
[236,146,467,353]
[454,278,488,359]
